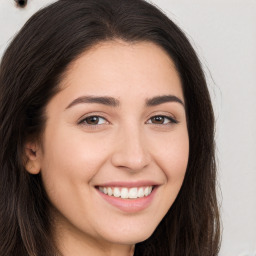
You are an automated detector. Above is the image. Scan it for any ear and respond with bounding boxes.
[24,142,41,174]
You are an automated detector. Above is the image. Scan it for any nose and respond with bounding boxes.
[111,125,151,172]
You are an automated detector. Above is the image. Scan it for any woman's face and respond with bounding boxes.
[29,41,189,249]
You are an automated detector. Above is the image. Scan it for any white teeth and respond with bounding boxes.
[144,187,149,196]
[120,188,129,199]
[113,187,121,197]
[98,186,153,199]
[129,188,138,199]
[138,187,144,198]
[107,187,112,196]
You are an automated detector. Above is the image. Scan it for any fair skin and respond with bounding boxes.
[25,41,189,256]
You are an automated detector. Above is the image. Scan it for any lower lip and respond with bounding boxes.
[96,187,157,213]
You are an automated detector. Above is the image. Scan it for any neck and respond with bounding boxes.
[57,235,135,256]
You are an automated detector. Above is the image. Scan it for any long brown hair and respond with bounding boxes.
[0,0,220,255]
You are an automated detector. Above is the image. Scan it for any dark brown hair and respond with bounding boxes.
[0,0,220,255]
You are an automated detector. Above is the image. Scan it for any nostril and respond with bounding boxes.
[14,0,27,8]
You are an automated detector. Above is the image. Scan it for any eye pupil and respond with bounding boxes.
[86,116,99,124]
[152,116,164,124]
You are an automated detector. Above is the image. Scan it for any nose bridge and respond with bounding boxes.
[111,122,150,171]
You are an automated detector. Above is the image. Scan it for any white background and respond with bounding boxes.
[0,0,255,255]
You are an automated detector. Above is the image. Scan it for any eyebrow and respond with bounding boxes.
[146,95,184,107]
[65,94,184,109]
[65,96,120,109]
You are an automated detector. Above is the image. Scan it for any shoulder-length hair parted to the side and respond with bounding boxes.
[0,0,220,255]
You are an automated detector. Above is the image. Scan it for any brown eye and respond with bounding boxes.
[79,116,108,125]
[85,116,100,124]
[151,116,165,124]
[148,115,177,125]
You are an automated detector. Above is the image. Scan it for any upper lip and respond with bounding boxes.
[95,181,160,188]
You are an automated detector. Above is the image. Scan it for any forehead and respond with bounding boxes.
[55,40,184,105]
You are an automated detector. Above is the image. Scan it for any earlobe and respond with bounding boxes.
[24,142,41,174]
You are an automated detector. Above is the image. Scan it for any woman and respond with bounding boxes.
[0,0,220,255]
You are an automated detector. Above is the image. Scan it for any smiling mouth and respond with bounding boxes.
[96,186,154,199]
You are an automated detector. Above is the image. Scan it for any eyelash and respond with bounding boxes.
[147,115,178,125]
[78,115,178,127]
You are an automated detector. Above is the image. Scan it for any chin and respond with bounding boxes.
[99,225,156,245]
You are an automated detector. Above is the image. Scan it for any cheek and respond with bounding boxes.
[151,127,189,212]
[42,125,107,173]
[152,128,189,181]
[144,128,189,224]
[38,126,112,233]
[39,126,109,203]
